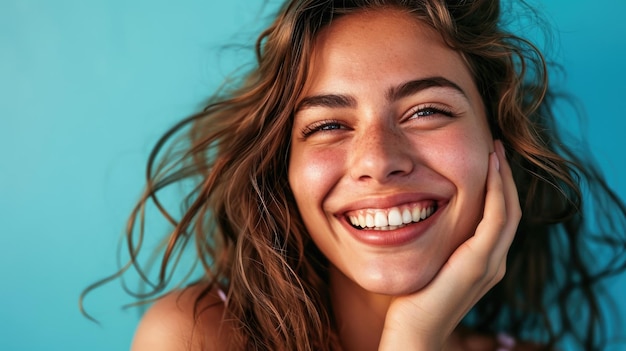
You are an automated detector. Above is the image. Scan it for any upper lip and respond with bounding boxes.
[332,192,449,217]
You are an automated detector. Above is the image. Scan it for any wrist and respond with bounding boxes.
[378,321,444,351]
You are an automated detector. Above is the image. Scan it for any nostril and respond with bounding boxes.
[389,169,406,177]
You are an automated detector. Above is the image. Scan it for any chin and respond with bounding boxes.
[353,264,439,296]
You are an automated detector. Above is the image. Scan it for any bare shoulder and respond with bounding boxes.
[131,283,232,351]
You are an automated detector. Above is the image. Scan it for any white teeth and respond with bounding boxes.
[387,207,403,226]
[348,204,437,230]
[365,213,375,228]
[358,213,366,228]
[374,211,388,227]
[411,206,421,222]
[372,224,405,231]
[349,216,358,226]
[402,208,412,224]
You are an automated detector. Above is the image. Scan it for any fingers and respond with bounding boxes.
[471,150,506,252]
[432,141,520,295]
[444,140,520,293]
[492,140,521,257]
[470,140,520,256]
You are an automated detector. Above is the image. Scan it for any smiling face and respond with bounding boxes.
[288,9,494,296]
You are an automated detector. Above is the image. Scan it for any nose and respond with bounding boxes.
[349,123,414,183]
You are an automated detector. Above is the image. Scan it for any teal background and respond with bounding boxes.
[1,1,624,350]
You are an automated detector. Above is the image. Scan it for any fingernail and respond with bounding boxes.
[496,140,506,158]
[492,152,500,171]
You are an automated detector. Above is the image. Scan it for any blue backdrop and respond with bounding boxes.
[1,1,624,350]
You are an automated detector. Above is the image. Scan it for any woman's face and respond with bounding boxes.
[288,9,494,295]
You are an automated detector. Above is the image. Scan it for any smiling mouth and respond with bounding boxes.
[346,201,438,231]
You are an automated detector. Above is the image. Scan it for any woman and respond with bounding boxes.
[85,0,626,350]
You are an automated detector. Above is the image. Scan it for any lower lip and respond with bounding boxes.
[343,207,442,246]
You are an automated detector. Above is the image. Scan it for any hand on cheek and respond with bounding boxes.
[379,139,521,350]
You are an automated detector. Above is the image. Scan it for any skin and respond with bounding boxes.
[288,9,521,351]
[131,8,522,351]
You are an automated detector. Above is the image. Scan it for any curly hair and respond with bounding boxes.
[83,0,626,350]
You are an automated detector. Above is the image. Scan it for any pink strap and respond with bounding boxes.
[496,332,516,351]
[217,288,227,303]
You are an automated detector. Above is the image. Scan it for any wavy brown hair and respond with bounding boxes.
[82,0,626,350]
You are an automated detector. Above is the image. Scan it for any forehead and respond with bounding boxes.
[299,8,481,106]
[297,8,482,113]
[317,8,435,48]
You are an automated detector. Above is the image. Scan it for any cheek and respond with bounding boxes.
[447,148,489,186]
[288,147,344,209]
[427,129,491,197]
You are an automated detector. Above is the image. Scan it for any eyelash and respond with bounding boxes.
[300,105,455,138]
[406,104,455,120]
[300,119,345,138]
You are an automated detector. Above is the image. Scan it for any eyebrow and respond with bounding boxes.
[387,76,468,102]
[297,94,357,111]
[295,76,469,112]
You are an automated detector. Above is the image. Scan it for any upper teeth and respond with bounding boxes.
[347,204,435,230]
